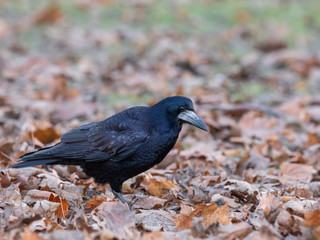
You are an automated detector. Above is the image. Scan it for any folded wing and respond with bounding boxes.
[12,114,150,168]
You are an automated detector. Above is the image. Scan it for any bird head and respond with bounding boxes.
[154,96,208,131]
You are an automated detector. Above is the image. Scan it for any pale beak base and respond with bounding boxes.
[178,110,208,131]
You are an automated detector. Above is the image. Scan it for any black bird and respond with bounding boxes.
[12,96,208,203]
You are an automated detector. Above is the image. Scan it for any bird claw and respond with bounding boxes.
[111,190,139,210]
[127,196,139,210]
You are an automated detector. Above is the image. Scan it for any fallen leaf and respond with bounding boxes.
[0,182,22,204]
[279,162,313,184]
[136,210,177,232]
[24,189,56,203]
[30,4,63,25]
[147,178,177,198]
[238,111,285,139]
[217,222,253,239]
[33,200,60,217]
[308,132,319,146]
[295,183,310,198]
[27,120,60,145]
[92,202,136,239]
[85,196,107,211]
[141,231,164,240]
[303,209,320,227]
[218,179,259,205]
[49,194,68,218]
[127,194,167,210]
[175,202,230,231]
[180,142,222,161]
[276,209,298,236]
[196,203,230,227]
[40,230,83,240]
[22,226,45,240]
[283,198,314,217]
[38,173,85,201]
[259,193,281,222]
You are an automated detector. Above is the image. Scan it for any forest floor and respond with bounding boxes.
[1,0,320,239]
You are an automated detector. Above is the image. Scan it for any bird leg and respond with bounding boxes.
[111,189,136,210]
[112,190,126,203]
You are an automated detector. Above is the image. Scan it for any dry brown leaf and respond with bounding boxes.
[295,183,310,198]
[0,171,12,188]
[27,120,60,145]
[147,178,177,198]
[303,209,320,227]
[6,168,45,179]
[24,189,56,204]
[259,193,281,221]
[211,194,241,209]
[219,179,259,205]
[283,198,314,217]
[30,4,63,25]
[136,210,177,232]
[236,11,251,23]
[278,97,308,118]
[308,132,319,146]
[85,196,107,211]
[38,173,85,201]
[304,144,320,170]
[33,200,60,216]
[315,227,320,239]
[141,231,192,240]
[0,141,14,163]
[49,194,68,218]
[180,142,223,161]
[128,194,167,210]
[92,202,136,238]
[40,230,83,240]
[309,181,320,197]
[43,218,64,231]
[21,227,45,240]
[224,148,243,156]
[279,162,313,184]
[238,111,285,139]
[180,204,194,215]
[195,202,230,227]
[280,196,294,202]
[174,213,192,231]
[217,222,253,239]
[0,182,22,204]
[307,106,320,123]
[276,209,298,236]
[175,202,230,231]
[141,231,164,240]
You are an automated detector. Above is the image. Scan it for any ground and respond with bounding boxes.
[1,0,320,239]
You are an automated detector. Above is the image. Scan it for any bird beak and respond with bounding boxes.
[178,110,208,131]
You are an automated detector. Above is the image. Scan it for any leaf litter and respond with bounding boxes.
[1,0,320,239]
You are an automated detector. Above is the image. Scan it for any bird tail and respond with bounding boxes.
[11,146,62,168]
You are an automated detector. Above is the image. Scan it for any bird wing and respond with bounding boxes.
[60,118,150,162]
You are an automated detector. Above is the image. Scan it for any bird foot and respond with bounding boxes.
[112,190,126,203]
[111,190,139,210]
[127,196,139,210]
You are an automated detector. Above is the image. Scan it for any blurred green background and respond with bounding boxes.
[0,0,319,110]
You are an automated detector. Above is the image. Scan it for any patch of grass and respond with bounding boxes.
[100,92,153,109]
[1,0,319,48]
[1,0,319,105]
[229,81,270,102]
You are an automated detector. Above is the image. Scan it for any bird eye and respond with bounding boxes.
[179,106,185,112]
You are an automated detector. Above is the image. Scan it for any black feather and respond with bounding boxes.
[11,96,207,203]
